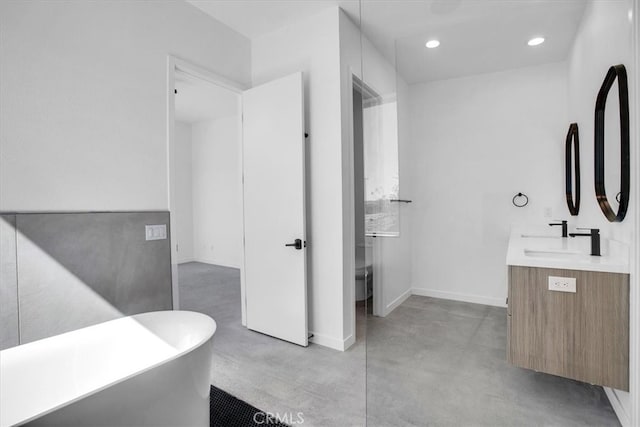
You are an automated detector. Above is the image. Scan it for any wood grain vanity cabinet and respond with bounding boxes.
[507,266,629,390]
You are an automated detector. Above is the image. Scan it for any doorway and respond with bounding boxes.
[352,75,388,330]
[168,58,309,347]
[167,59,245,323]
[352,84,372,331]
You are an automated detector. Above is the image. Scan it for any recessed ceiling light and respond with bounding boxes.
[527,37,545,46]
[425,40,440,49]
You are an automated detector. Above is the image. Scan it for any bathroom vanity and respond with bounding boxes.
[506,229,630,391]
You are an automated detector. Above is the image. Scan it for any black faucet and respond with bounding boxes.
[548,220,568,237]
[568,228,601,256]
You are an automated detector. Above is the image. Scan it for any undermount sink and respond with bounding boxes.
[524,249,585,259]
[508,228,629,273]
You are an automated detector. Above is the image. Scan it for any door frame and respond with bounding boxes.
[166,55,248,324]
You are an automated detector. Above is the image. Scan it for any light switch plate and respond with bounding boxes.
[548,275,576,293]
[145,224,167,241]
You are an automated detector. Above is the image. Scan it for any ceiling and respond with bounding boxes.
[187,0,361,40]
[393,1,587,84]
[187,0,589,85]
[174,72,239,123]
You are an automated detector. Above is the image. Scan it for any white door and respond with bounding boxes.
[242,72,307,346]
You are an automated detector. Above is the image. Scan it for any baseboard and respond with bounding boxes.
[604,387,630,427]
[177,258,196,265]
[384,288,412,317]
[309,331,350,351]
[342,333,355,351]
[192,258,241,269]
[411,287,506,308]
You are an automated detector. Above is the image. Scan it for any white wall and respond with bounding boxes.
[567,0,635,243]
[252,7,413,349]
[339,9,363,346]
[566,1,636,423]
[174,122,194,263]
[192,117,243,269]
[252,8,346,350]
[408,62,569,306]
[0,0,251,211]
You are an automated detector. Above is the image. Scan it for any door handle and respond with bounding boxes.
[285,239,305,250]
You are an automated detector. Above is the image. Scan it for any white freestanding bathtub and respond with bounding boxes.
[0,311,216,427]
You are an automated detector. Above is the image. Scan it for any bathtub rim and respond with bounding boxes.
[0,310,216,427]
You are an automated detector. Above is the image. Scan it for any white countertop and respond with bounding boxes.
[506,227,630,274]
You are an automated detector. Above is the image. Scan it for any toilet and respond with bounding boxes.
[355,264,373,302]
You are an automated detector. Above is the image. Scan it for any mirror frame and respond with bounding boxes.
[594,64,630,222]
[565,123,580,215]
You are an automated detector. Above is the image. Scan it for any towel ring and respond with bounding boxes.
[512,193,529,208]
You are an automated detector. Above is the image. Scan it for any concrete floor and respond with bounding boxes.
[366,296,619,426]
[178,262,366,427]
[179,262,619,427]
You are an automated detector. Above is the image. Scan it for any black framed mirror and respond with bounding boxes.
[594,64,630,222]
[565,123,580,215]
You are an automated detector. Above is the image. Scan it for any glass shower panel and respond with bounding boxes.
[358,1,412,423]
[362,0,637,425]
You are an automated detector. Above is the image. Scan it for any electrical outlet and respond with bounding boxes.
[145,224,167,241]
[548,276,576,293]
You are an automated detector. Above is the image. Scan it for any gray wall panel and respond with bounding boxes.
[0,215,19,350]
[15,212,172,343]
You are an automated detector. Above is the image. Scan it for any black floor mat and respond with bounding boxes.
[210,385,290,427]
